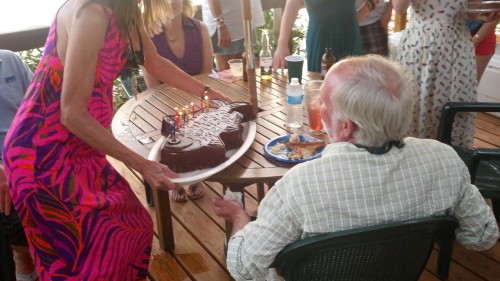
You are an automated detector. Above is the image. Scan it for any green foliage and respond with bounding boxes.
[254,9,307,56]
[17,48,43,73]
[15,48,128,112]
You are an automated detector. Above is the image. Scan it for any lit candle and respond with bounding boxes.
[174,107,179,117]
[204,95,209,111]
[201,99,204,113]
[179,111,183,126]
[175,115,178,132]
[191,102,195,117]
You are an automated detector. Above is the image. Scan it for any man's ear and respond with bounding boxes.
[338,119,357,142]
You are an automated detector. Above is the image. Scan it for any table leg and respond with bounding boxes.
[145,183,153,207]
[151,184,175,255]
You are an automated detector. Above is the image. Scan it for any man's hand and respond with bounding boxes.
[213,197,251,236]
[0,165,13,216]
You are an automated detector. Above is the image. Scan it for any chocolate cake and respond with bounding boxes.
[160,100,256,173]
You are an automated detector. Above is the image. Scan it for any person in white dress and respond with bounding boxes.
[393,0,477,148]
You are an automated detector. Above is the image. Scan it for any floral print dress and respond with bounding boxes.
[2,4,153,280]
[396,0,477,148]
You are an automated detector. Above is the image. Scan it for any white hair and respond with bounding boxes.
[330,55,415,147]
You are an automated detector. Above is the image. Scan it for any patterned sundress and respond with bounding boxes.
[396,0,477,148]
[1,4,153,280]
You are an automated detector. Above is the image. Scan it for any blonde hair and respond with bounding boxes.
[182,0,196,18]
[329,55,416,147]
[83,0,172,37]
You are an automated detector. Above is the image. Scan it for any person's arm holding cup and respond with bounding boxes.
[272,0,305,71]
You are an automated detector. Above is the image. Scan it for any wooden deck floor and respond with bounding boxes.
[109,112,500,281]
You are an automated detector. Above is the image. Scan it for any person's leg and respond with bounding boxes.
[474,31,496,82]
[0,211,36,279]
[211,33,245,71]
[476,53,494,82]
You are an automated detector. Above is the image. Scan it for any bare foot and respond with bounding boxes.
[187,183,204,200]
[169,189,187,202]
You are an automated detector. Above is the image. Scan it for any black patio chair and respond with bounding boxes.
[436,102,500,219]
[270,216,458,281]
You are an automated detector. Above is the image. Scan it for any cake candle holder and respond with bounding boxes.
[179,111,184,127]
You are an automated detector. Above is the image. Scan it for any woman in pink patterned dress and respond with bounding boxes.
[1,0,228,279]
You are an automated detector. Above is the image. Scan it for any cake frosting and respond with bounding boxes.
[160,100,256,173]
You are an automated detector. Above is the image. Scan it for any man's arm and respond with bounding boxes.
[453,167,499,251]
[214,178,303,280]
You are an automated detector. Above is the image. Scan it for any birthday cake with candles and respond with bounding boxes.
[159,100,256,173]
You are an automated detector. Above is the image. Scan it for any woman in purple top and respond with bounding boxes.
[144,0,212,84]
[144,0,213,202]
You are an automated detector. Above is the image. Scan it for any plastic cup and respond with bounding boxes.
[304,80,324,135]
[285,55,305,84]
[228,59,243,77]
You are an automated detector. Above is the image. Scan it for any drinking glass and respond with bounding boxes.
[304,80,323,135]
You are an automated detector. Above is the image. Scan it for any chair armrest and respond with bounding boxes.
[436,102,500,145]
[469,149,500,183]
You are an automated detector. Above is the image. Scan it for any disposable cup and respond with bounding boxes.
[304,80,324,135]
[285,55,305,84]
[228,59,243,77]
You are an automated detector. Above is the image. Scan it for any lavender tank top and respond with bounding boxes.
[151,17,204,75]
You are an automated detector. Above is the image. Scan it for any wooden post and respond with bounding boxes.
[242,0,258,115]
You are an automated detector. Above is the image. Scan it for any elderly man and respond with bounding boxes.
[213,55,499,281]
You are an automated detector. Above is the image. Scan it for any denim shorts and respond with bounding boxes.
[211,32,245,55]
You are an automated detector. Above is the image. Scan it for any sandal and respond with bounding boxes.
[16,270,38,281]
[169,189,187,202]
[187,183,204,200]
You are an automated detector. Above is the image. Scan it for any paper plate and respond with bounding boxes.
[264,134,325,163]
[148,121,256,185]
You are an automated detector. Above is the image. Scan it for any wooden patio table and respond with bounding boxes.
[111,70,327,254]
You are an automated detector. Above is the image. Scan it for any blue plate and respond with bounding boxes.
[264,135,325,163]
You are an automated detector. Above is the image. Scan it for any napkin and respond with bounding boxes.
[223,190,243,207]
[210,69,239,83]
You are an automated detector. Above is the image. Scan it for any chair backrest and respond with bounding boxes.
[435,101,500,202]
[270,216,458,281]
[436,102,500,145]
